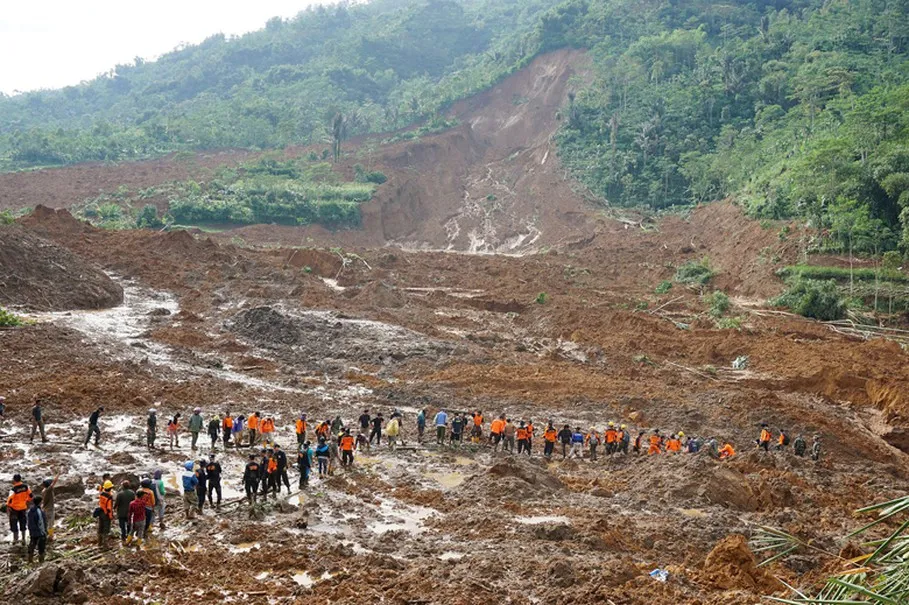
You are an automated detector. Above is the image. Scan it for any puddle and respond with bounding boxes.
[424,471,465,488]
[367,498,436,535]
[515,515,570,525]
[292,571,333,588]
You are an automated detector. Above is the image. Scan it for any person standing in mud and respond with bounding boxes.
[247,412,260,447]
[618,425,631,455]
[181,462,198,520]
[207,415,220,450]
[194,459,207,513]
[359,409,371,434]
[153,470,167,530]
[232,414,245,448]
[30,398,47,443]
[433,409,448,445]
[386,415,400,450]
[416,409,426,443]
[369,413,384,446]
[811,435,822,461]
[222,412,233,449]
[136,478,156,537]
[569,427,585,459]
[264,449,278,499]
[83,406,103,448]
[340,429,355,467]
[146,408,158,449]
[274,444,290,493]
[127,492,146,548]
[331,415,344,437]
[758,424,772,452]
[648,430,662,455]
[450,414,466,448]
[793,434,807,457]
[585,427,600,461]
[41,476,57,541]
[557,424,572,459]
[167,413,182,449]
[115,480,135,542]
[298,442,313,488]
[205,453,223,510]
[296,413,308,447]
[243,454,261,505]
[26,495,48,563]
[489,415,505,450]
[516,421,529,454]
[188,408,204,450]
[543,423,557,459]
[315,438,330,478]
[96,480,114,548]
[502,419,516,453]
[7,474,32,546]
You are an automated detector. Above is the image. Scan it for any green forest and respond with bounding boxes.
[2,0,909,254]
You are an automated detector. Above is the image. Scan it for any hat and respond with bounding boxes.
[103,480,114,490]
[149,408,157,414]
[42,478,53,488]
[194,407,202,413]
[153,470,162,480]
[184,461,193,471]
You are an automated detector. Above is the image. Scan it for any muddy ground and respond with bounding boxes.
[2,201,909,605]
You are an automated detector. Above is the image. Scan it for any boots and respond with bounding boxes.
[39,552,45,563]
[27,550,34,564]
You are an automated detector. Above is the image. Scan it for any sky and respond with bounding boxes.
[0,1,325,95]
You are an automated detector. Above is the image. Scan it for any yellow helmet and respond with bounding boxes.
[608,421,615,427]
[679,431,685,437]
[103,481,114,490]
[621,424,627,429]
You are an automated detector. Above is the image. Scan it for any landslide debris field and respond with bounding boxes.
[2,201,909,605]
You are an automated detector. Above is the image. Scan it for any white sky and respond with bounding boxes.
[0,1,326,95]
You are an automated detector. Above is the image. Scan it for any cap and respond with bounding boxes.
[184,461,193,471]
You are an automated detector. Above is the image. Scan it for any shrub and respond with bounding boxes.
[655,280,673,294]
[0,210,14,225]
[771,278,846,320]
[0,307,24,327]
[705,290,730,317]
[136,204,163,229]
[715,316,743,330]
[778,265,909,283]
[535,292,547,304]
[675,259,715,285]
[365,171,387,184]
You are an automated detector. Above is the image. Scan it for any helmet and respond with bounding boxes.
[608,421,615,427]
[679,431,685,437]
[194,407,202,413]
[621,424,627,429]
[149,408,157,414]
[184,461,193,471]
[103,481,114,490]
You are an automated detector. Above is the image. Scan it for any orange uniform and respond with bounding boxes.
[99,491,114,519]
[223,415,233,431]
[296,419,307,434]
[759,428,771,443]
[648,434,662,455]
[267,458,278,474]
[490,419,505,435]
[719,443,736,459]
[248,415,259,431]
[340,435,354,451]
[516,427,529,441]
[605,429,618,444]
[667,438,681,452]
[526,422,534,438]
[261,419,275,433]
[544,428,558,443]
[473,414,483,427]
[6,481,31,511]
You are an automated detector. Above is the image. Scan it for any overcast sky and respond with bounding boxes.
[0,1,326,95]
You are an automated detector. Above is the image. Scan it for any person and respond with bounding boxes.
[687,435,701,453]
[648,431,662,455]
[386,416,400,450]
[369,413,383,446]
[146,408,158,449]
[719,442,736,459]
[194,460,207,513]
[153,470,167,530]
[41,477,57,540]
[543,423,557,459]
[356,431,368,451]
[585,427,600,461]
[0,396,5,431]
[358,410,371,434]
[274,444,290,493]
[525,419,535,453]
[633,431,644,455]
[264,450,278,500]
[340,430,355,467]
[471,411,483,444]
[243,454,260,505]
[7,474,32,545]
[222,412,233,449]
[704,437,720,459]
[516,422,529,455]
[489,415,506,451]
[758,424,772,452]
[331,415,344,437]
[167,413,182,449]
[30,399,47,443]
[569,427,585,459]
[777,429,790,451]
[666,434,682,453]
[261,417,276,447]
[26,495,48,563]
[205,454,223,510]
[811,435,822,461]
[181,462,198,519]
[433,409,448,445]
[97,480,114,548]
[115,480,135,542]
[315,419,331,441]
[557,424,572,459]
[604,422,617,455]
[296,413,308,446]
[232,414,246,448]
[247,412,260,447]
[502,419,516,453]
[83,407,103,448]
[416,409,426,443]
[329,437,341,475]
[208,415,220,450]
[127,492,146,548]
[298,442,313,488]
[188,408,204,450]
[315,438,330,478]
[135,479,156,538]
[793,434,807,457]
[618,425,631,455]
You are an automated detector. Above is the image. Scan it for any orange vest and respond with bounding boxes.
[544,428,557,443]
[605,429,618,443]
[526,423,534,436]
[617,430,625,442]
[138,487,156,508]
[262,419,274,433]
[490,419,505,435]
[296,419,307,434]
[340,435,354,451]
[223,416,233,430]
[317,423,329,436]
[720,444,736,459]
[760,429,771,443]
[648,435,662,454]
[267,458,277,473]
[99,491,114,519]
[248,415,259,430]
[667,439,681,452]
[6,482,31,511]
[516,428,528,440]
[473,414,483,427]
[778,433,785,445]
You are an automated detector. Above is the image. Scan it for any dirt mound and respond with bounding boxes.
[486,458,565,491]
[700,535,778,593]
[3,563,89,601]
[0,224,123,310]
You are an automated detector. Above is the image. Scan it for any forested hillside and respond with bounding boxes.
[3,0,909,251]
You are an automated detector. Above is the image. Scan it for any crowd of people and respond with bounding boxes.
[4,400,823,564]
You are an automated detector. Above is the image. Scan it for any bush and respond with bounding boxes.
[655,280,673,294]
[675,259,715,285]
[0,307,24,327]
[771,278,846,321]
[705,290,730,317]
[535,292,547,304]
[778,265,909,283]
[365,171,387,184]
[136,204,163,229]
[0,210,14,225]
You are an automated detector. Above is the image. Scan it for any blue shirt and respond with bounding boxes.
[417,412,426,428]
[571,432,584,443]
[434,411,448,426]
[181,471,198,493]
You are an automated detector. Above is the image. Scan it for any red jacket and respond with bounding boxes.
[128,499,146,524]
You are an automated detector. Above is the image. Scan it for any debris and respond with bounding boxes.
[732,355,749,370]
[649,568,669,582]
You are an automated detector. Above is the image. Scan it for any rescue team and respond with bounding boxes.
[5,403,821,564]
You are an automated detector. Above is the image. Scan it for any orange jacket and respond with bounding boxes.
[778,433,786,445]
[340,435,354,451]
[617,430,625,442]
[137,486,156,509]
[261,419,275,433]
[759,429,771,443]
[223,416,233,430]
[648,435,662,454]
[6,482,31,511]
[316,423,330,436]
[667,438,682,452]
[248,415,259,430]
[605,429,618,443]
[99,491,114,519]
[516,428,529,440]
[473,414,483,427]
[585,432,600,445]
[526,422,534,437]
[490,419,505,435]
[544,428,557,443]
[719,443,736,459]
[267,458,278,474]
[296,419,307,434]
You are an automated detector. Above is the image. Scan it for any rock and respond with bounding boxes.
[600,558,642,584]
[110,472,140,489]
[547,560,576,587]
[148,308,172,317]
[487,459,564,491]
[4,563,86,599]
[700,534,777,592]
[54,476,85,499]
[534,523,576,541]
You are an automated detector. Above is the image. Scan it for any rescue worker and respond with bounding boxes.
[666,434,682,453]
[811,435,822,462]
[543,423,557,459]
[585,427,600,461]
[793,434,807,457]
[777,429,790,451]
[205,454,222,510]
[41,477,57,540]
[115,480,135,542]
[386,415,400,450]
[298,442,313,488]
[618,425,630,454]
[340,429,355,467]
[331,415,344,436]
[557,424,573,459]
[516,422,529,454]
[526,419,534,452]
[181,462,198,519]
[232,414,245,447]
[604,422,617,455]
[167,413,181,450]
[502,419,516,453]
[83,406,103,448]
[489,415,506,451]
[274,444,290,493]
[758,423,772,452]
[471,410,483,444]
[633,431,644,455]
[222,412,233,449]
[6,474,31,545]
[194,459,207,513]
[329,437,341,474]
[30,399,47,443]
[243,454,260,505]
[146,408,157,449]
[188,408,204,450]
[97,480,114,548]
[416,409,426,443]
[260,417,276,447]
[719,442,736,459]
[296,413,308,446]
[26,495,48,563]
[434,409,448,444]
[264,450,278,500]
[356,431,368,450]
[450,413,465,448]
[569,427,585,459]
[136,479,156,538]
[207,415,220,450]
[315,438,330,478]
[247,412,260,446]
[127,492,146,548]
[369,413,383,446]
[704,437,720,459]
[687,435,701,453]
[648,430,662,455]
[153,470,166,530]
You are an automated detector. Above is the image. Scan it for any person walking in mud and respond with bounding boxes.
[618,425,630,455]
[758,423,772,452]
[557,424,572,459]
[793,434,807,457]
[569,427,584,459]
[167,413,182,449]
[274,444,290,493]
[222,412,233,449]
[127,491,146,548]
[386,415,400,450]
[585,427,600,461]
[41,476,57,541]
[188,408,204,450]
[26,495,48,563]
[359,409,371,435]
[543,423,557,459]
[153,470,166,530]
[147,408,158,449]
[263,449,278,500]
[489,415,505,451]
[811,435,822,461]
[248,412,260,447]
[450,413,466,448]
[369,413,384,446]
[331,415,344,437]
[136,478,156,538]
[340,429,355,467]
[194,459,208,513]
[633,431,644,455]
[205,454,223,510]
[470,411,483,444]
[7,474,32,546]
[416,409,426,443]
[30,398,47,443]
[502,418,516,453]
[516,421,529,454]
[96,480,114,549]
[208,415,220,451]
[433,409,448,445]
[83,406,103,448]
[298,442,313,488]
[315,438,330,478]
[232,414,245,448]
[115,480,135,543]
[243,454,261,505]
[181,462,198,520]
[296,413,308,447]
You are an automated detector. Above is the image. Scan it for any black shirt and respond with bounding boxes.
[359,414,371,429]
[371,417,383,430]
[451,417,465,435]
[205,461,222,482]
[147,414,157,430]
[32,405,42,421]
[275,450,287,470]
[243,462,260,483]
[89,410,101,426]
[558,428,572,444]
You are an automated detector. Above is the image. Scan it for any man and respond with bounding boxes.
[115,480,135,543]
[450,414,465,448]
[136,479,156,538]
[358,410,371,434]
[232,415,245,448]
[167,413,181,450]
[793,434,807,457]
[758,423,772,452]
[181,462,198,520]
[516,422,529,455]
[777,429,790,451]
[298,442,313,489]
[604,422,617,455]
[355,431,368,451]
[329,437,341,475]
[340,429,355,467]
[315,438,330,478]
[194,460,207,513]
[30,399,47,443]
[569,427,585,459]
[146,408,158,449]
[205,454,223,510]
[222,412,233,449]
[188,408,204,450]
[557,424,572,459]
[687,435,701,453]
[26,495,48,563]
[97,480,114,549]
[618,425,631,455]
[41,477,57,541]
[127,492,146,548]
[6,474,31,545]
[525,419,535,453]
[811,435,822,462]
[83,407,103,448]
[434,409,448,445]
[274,444,290,493]
[243,454,261,505]
[471,411,484,444]
[369,413,384,446]
[648,430,662,455]
[386,416,400,450]
[719,442,736,460]
[331,415,344,437]
[260,417,276,447]
[264,450,278,500]
[153,470,167,530]
[666,434,682,453]
[207,415,220,450]
[704,437,720,459]
[543,423,557,459]
[416,409,426,443]
[633,431,644,455]
[247,412,260,447]
[502,419,516,453]
[585,427,600,461]
[0,396,6,431]
[296,413,308,446]
[489,415,506,451]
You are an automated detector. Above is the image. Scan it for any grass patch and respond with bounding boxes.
[0,307,26,327]
[655,280,673,294]
[770,278,846,321]
[675,258,715,285]
[778,265,909,284]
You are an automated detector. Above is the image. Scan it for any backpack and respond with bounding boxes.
[781,433,790,446]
